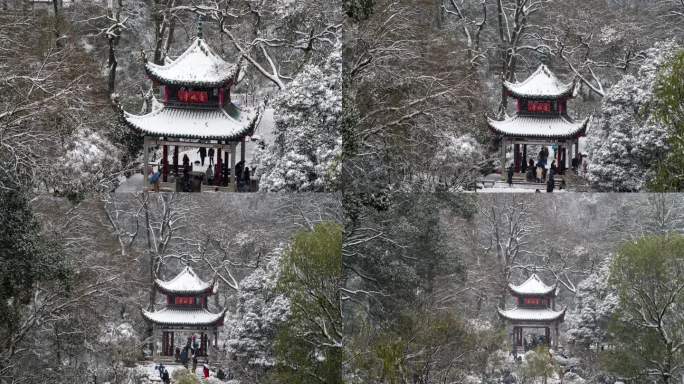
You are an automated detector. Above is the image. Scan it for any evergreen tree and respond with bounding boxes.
[649,49,684,191]
[0,177,70,371]
[602,235,684,383]
[270,223,343,383]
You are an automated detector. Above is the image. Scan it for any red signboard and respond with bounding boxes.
[528,101,551,113]
[175,296,196,305]
[178,89,209,103]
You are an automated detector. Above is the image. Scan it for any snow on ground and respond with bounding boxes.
[137,361,226,383]
[115,108,275,193]
[138,362,186,382]
[116,173,144,193]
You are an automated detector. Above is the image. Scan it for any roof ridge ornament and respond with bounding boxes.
[197,14,205,39]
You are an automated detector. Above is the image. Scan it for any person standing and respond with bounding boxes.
[180,347,188,369]
[235,160,244,182]
[549,160,558,178]
[243,167,251,192]
[203,364,210,379]
[536,163,543,183]
[208,148,215,166]
[206,164,214,186]
[148,167,161,192]
[198,147,207,166]
[182,154,190,172]
[526,159,535,182]
[161,367,170,384]
[506,163,514,187]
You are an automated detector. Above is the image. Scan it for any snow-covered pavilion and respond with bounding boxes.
[123,23,260,192]
[498,273,566,355]
[143,266,225,358]
[488,65,589,178]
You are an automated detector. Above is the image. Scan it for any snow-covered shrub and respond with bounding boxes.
[563,371,587,384]
[101,322,141,367]
[49,127,123,197]
[254,43,341,192]
[432,133,484,191]
[172,368,200,384]
[565,257,618,349]
[585,41,679,191]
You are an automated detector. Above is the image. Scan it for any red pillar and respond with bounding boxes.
[215,149,222,186]
[556,146,562,169]
[173,146,179,176]
[162,145,168,182]
[513,144,521,173]
[224,144,230,181]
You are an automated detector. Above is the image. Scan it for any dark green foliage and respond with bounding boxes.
[0,177,70,355]
[344,0,374,21]
[270,223,343,384]
[649,50,684,192]
[347,308,504,383]
[602,235,684,383]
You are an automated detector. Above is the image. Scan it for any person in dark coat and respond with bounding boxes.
[549,160,558,178]
[547,173,555,193]
[198,147,207,166]
[243,167,251,191]
[526,159,535,182]
[182,166,192,192]
[208,148,215,166]
[506,163,514,187]
[571,156,579,172]
[180,347,189,369]
[235,160,245,181]
[182,154,190,172]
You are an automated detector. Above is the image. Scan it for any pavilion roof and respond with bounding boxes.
[504,65,575,99]
[123,104,258,141]
[487,115,588,140]
[498,306,566,322]
[509,273,557,296]
[155,266,214,295]
[145,38,237,87]
[142,307,225,327]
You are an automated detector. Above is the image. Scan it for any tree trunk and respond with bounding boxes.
[51,0,61,47]
[143,197,155,349]
[107,37,118,96]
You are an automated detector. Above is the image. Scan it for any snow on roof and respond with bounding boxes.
[145,38,237,87]
[142,307,225,326]
[498,307,566,322]
[155,266,213,295]
[487,115,588,139]
[504,65,574,99]
[509,274,557,296]
[124,105,257,140]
